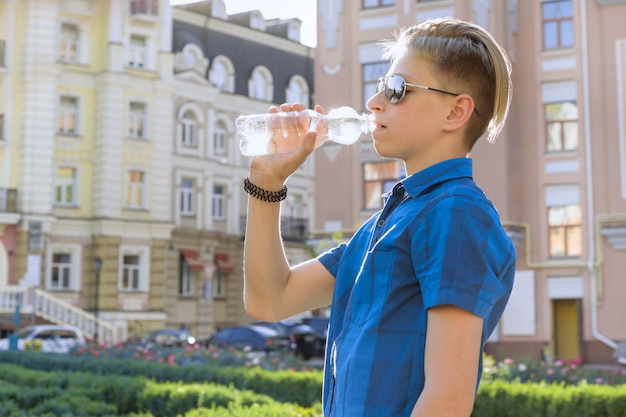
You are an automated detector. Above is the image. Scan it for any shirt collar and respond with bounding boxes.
[398,158,473,199]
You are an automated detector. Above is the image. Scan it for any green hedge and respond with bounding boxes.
[0,363,321,417]
[0,351,322,407]
[2,351,625,417]
[473,379,626,417]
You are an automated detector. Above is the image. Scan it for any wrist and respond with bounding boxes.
[243,177,288,202]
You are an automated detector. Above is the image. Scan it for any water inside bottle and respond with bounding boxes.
[237,107,373,156]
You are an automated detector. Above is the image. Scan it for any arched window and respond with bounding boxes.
[213,121,227,156]
[176,103,204,154]
[181,111,197,147]
[248,66,273,101]
[286,75,310,107]
[209,56,235,92]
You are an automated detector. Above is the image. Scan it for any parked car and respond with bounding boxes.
[0,325,86,354]
[135,328,196,349]
[206,325,291,353]
[301,317,330,341]
[254,320,324,359]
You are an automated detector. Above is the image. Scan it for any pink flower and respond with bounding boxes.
[504,358,514,365]
[555,360,564,367]
[167,355,176,365]
[547,368,554,375]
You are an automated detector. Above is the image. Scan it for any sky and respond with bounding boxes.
[171,0,318,47]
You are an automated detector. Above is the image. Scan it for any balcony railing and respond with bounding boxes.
[240,215,309,243]
[0,188,17,212]
[130,0,158,15]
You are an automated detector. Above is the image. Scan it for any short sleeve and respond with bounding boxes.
[412,193,515,319]
[317,242,347,278]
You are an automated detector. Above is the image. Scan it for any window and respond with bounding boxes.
[179,253,192,296]
[542,0,574,50]
[129,35,147,68]
[59,23,79,63]
[121,255,141,290]
[213,270,226,298]
[548,204,582,257]
[180,178,194,216]
[213,122,227,156]
[209,58,232,92]
[212,185,224,220]
[58,96,79,135]
[130,0,158,15]
[249,66,273,101]
[545,102,578,152]
[55,166,77,206]
[125,170,145,209]
[286,75,310,107]
[118,245,150,292]
[181,111,196,147]
[363,0,395,8]
[51,253,72,290]
[128,102,147,138]
[363,62,390,110]
[363,161,405,210]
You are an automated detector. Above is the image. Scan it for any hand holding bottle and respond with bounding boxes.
[237,105,372,156]
[246,103,322,192]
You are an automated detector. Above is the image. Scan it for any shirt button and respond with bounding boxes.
[377,219,385,227]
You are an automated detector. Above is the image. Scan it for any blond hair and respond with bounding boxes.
[382,18,512,146]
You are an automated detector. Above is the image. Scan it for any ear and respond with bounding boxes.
[442,94,475,132]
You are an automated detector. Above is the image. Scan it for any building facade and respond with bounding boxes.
[313,0,626,364]
[169,1,316,338]
[0,0,315,342]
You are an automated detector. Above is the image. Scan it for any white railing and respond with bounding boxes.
[0,286,123,345]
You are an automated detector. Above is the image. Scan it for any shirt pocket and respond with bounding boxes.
[346,244,396,326]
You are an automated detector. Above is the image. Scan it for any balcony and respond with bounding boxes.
[0,188,17,212]
[240,215,309,243]
[130,0,158,16]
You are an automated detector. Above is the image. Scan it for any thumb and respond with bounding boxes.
[298,130,317,157]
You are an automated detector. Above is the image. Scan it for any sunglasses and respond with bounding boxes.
[376,75,481,117]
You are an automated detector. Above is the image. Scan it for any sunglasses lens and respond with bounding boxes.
[384,75,405,104]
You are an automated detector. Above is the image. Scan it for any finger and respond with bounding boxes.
[268,105,279,114]
[314,104,327,115]
[291,102,306,112]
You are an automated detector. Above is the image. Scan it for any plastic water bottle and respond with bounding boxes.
[236,106,373,156]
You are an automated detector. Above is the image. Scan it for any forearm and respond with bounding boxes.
[410,386,475,417]
[243,180,292,320]
[410,305,482,417]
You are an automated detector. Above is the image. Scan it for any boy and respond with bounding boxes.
[243,17,515,417]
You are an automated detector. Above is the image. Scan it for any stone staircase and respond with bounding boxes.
[0,285,125,345]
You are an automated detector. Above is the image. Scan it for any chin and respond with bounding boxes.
[372,142,392,159]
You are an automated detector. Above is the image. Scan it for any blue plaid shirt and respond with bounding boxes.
[318,158,516,417]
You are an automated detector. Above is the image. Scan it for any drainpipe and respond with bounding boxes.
[580,0,617,350]
[2,0,14,188]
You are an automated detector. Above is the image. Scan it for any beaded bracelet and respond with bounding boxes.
[243,177,288,202]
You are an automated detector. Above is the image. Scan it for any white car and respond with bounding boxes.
[0,325,86,354]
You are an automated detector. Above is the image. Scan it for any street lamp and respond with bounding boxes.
[93,257,102,344]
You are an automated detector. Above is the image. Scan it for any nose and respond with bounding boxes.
[366,89,384,113]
